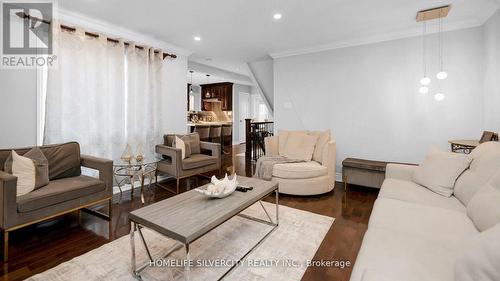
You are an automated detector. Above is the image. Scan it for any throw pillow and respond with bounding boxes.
[174,136,191,159]
[283,132,319,161]
[466,170,500,231]
[309,130,331,163]
[413,148,472,197]
[278,130,307,156]
[454,142,500,205]
[183,133,200,154]
[4,148,49,196]
[455,223,500,281]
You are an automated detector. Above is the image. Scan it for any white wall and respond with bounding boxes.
[248,59,274,110]
[163,55,189,134]
[483,10,500,132]
[232,84,252,144]
[0,69,37,148]
[274,27,485,171]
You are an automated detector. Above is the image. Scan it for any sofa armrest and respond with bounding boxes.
[322,140,336,187]
[156,144,182,174]
[264,136,279,156]
[385,163,418,181]
[81,155,113,194]
[200,142,221,168]
[0,170,18,229]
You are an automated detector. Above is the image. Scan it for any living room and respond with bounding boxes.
[0,0,499,281]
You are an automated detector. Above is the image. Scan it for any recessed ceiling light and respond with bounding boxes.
[273,13,282,20]
[194,36,201,41]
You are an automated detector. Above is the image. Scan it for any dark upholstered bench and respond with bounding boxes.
[342,158,388,190]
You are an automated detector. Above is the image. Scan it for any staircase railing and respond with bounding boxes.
[245,119,274,161]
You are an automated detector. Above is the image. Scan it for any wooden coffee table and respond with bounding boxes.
[129,176,279,280]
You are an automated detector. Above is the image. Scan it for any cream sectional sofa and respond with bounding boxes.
[350,142,500,281]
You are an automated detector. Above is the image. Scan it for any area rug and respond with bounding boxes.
[27,202,334,281]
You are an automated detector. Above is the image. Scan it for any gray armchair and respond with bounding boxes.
[156,133,221,194]
[0,142,113,261]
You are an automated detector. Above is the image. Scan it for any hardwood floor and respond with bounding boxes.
[0,145,378,281]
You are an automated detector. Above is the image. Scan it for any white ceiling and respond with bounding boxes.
[187,71,226,86]
[60,0,499,73]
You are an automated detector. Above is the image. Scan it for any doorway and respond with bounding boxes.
[238,92,250,143]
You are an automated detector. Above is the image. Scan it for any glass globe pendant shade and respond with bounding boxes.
[434,93,445,101]
[436,71,448,80]
[420,77,431,86]
[419,86,429,94]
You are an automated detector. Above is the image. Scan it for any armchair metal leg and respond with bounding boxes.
[108,199,113,240]
[3,230,8,262]
[176,178,180,194]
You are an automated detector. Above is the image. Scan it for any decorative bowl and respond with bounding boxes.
[195,174,238,199]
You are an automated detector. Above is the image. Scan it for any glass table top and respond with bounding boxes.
[114,155,160,167]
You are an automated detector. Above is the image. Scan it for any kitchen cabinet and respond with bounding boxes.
[200,82,233,111]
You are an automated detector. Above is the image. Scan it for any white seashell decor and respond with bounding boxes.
[195,174,238,198]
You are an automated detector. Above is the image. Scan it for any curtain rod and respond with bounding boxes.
[15,12,177,59]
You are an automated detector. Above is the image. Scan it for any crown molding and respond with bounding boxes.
[55,8,192,57]
[269,17,486,59]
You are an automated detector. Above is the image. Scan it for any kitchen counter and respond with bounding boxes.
[187,122,233,127]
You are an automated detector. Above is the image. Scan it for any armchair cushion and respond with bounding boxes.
[273,161,327,179]
[278,130,307,155]
[182,154,217,170]
[16,175,105,213]
[282,132,318,161]
[164,133,201,154]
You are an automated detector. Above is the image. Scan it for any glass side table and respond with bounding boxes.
[113,156,159,205]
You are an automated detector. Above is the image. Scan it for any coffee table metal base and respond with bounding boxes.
[130,190,279,281]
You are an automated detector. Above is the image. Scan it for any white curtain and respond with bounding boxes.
[44,26,165,160]
[125,45,166,157]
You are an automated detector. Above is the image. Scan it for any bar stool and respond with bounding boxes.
[194,125,210,142]
[209,125,222,144]
[221,124,232,154]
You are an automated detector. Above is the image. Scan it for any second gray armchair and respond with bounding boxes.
[156,132,221,194]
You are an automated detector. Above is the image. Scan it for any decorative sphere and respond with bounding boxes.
[419,86,429,94]
[420,77,431,85]
[434,93,445,101]
[436,71,448,80]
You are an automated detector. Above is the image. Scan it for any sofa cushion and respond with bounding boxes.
[282,132,318,161]
[379,179,466,213]
[454,141,500,205]
[350,226,461,281]
[309,130,331,163]
[5,148,50,195]
[467,185,500,232]
[272,161,328,179]
[413,149,472,197]
[17,175,105,213]
[181,154,217,170]
[0,142,81,180]
[455,223,500,281]
[369,198,478,248]
[466,170,500,231]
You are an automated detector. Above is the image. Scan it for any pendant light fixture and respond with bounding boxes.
[436,10,448,80]
[205,74,212,98]
[416,5,451,100]
[419,21,430,94]
[189,70,194,94]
